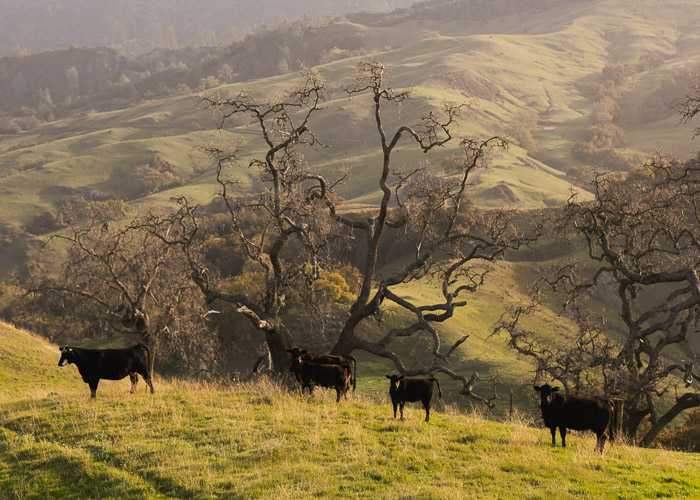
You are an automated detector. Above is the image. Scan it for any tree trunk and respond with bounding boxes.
[149,347,156,381]
[640,393,700,447]
[330,324,360,357]
[265,324,295,374]
[623,406,649,439]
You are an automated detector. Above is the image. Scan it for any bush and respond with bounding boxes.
[655,409,700,452]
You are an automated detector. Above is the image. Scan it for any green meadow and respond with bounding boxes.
[1,323,699,499]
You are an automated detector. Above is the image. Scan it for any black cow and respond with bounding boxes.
[58,344,154,398]
[289,355,352,402]
[386,375,442,422]
[534,384,614,452]
[286,347,357,391]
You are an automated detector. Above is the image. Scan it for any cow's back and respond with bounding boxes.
[396,378,434,403]
[555,394,612,432]
[74,345,148,380]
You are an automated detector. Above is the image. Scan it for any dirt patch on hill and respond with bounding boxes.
[482,183,519,204]
[430,71,501,100]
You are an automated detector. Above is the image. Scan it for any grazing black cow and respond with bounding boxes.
[386,375,442,422]
[58,344,154,398]
[286,347,357,392]
[534,383,614,452]
[288,355,352,402]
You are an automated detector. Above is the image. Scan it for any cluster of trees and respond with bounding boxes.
[498,153,700,446]
[11,63,699,449]
[506,109,539,155]
[0,14,374,131]
[571,56,666,173]
[0,0,411,57]
[20,63,536,407]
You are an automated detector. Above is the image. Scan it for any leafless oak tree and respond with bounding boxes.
[31,206,212,377]
[149,62,538,406]
[498,157,700,444]
[673,74,700,138]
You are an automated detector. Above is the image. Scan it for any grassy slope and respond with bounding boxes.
[0,323,699,499]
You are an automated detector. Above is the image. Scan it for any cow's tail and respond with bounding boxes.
[607,399,617,443]
[139,343,152,380]
[347,356,357,392]
[430,377,443,398]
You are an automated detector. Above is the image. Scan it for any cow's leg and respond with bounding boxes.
[560,427,567,448]
[423,399,431,422]
[88,379,99,399]
[336,387,341,402]
[550,427,556,446]
[137,367,154,394]
[596,432,607,453]
[129,373,139,393]
[399,403,405,420]
[392,401,398,418]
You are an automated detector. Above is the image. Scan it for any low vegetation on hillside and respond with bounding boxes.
[0,324,699,499]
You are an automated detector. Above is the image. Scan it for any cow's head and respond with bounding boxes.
[286,347,307,359]
[534,384,559,404]
[58,346,75,367]
[386,374,405,390]
[286,348,308,373]
[287,351,303,373]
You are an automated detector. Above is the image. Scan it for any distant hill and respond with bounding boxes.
[1,0,700,275]
[0,0,414,56]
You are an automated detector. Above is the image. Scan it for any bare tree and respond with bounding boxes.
[31,206,213,377]
[498,157,700,444]
[150,62,538,406]
[673,74,700,137]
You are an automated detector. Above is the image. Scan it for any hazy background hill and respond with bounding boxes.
[0,0,414,56]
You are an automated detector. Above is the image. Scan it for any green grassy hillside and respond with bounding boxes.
[0,322,699,499]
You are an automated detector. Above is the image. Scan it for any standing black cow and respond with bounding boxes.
[289,355,352,402]
[286,347,357,392]
[534,383,614,452]
[386,375,442,422]
[58,344,154,398]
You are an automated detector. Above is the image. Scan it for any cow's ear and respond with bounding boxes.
[286,349,293,354]
[398,375,404,380]
[386,375,391,379]
[534,385,541,392]
[301,349,308,355]
[552,387,560,392]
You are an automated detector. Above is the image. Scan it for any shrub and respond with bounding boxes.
[655,409,700,452]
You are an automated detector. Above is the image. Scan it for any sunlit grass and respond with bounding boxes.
[1,324,698,498]
[1,378,698,499]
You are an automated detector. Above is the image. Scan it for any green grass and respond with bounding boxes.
[0,325,698,500]
[2,314,699,498]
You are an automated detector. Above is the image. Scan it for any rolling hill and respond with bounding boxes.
[2,0,700,236]
[0,321,699,498]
